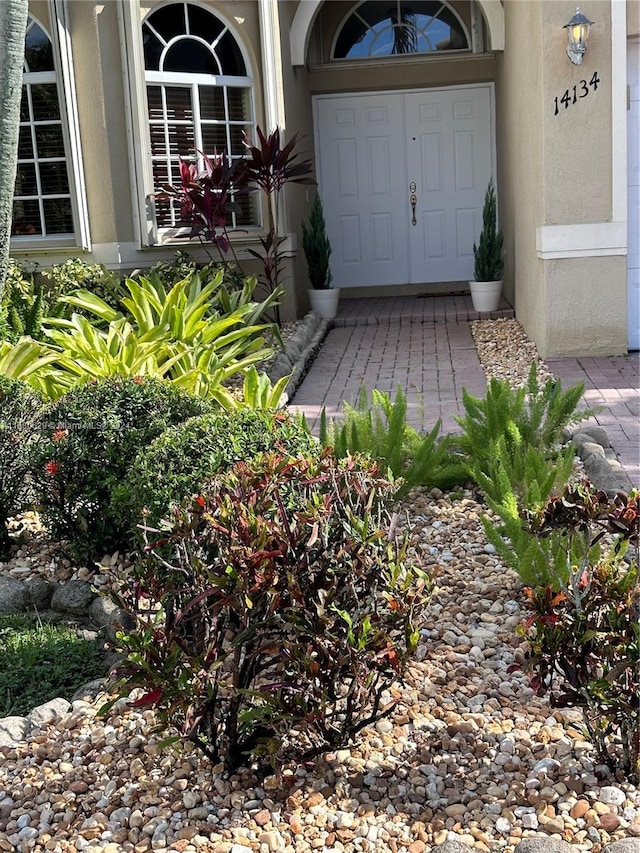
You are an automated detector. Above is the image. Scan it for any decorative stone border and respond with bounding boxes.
[266,311,332,402]
[566,425,634,494]
[0,577,131,747]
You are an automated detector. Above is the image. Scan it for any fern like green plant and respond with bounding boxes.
[320,386,466,497]
[456,362,590,587]
[455,362,586,476]
[475,438,577,585]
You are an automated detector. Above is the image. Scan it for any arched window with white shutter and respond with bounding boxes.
[142,2,257,232]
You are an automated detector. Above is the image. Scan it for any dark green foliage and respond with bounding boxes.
[0,260,66,342]
[137,250,246,293]
[320,386,466,497]
[114,408,318,533]
[30,377,209,559]
[0,613,105,716]
[41,257,125,311]
[139,250,202,286]
[515,483,639,781]
[302,193,332,290]
[472,179,504,282]
[0,258,124,342]
[105,452,431,770]
[0,376,43,557]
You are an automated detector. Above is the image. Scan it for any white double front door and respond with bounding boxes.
[314,85,495,288]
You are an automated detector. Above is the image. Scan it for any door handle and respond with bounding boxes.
[409,182,417,226]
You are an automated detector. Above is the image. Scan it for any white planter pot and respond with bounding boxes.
[469,280,502,312]
[309,288,341,319]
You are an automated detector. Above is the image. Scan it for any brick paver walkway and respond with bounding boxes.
[289,294,510,435]
[289,295,640,488]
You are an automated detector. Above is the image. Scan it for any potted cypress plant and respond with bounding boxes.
[469,179,504,312]
[302,193,339,319]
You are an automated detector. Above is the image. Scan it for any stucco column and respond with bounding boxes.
[504,0,627,356]
[258,0,286,132]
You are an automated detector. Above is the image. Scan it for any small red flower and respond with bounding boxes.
[51,429,68,442]
[132,375,144,384]
[45,460,60,476]
[577,570,590,589]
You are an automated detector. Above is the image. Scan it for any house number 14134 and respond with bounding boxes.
[554,71,600,115]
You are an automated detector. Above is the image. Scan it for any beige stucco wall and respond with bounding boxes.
[541,256,628,356]
[277,2,317,317]
[309,55,497,95]
[540,1,612,224]
[499,0,626,356]
[67,2,133,246]
[495,1,545,328]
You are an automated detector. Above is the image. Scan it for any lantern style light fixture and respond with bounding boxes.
[563,7,594,65]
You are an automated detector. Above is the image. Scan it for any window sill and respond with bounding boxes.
[9,237,82,257]
[153,230,297,254]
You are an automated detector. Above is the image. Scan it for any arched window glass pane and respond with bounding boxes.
[143,2,246,76]
[215,32,246,76]
[143,3,256,232]
[146,3,186,43]
[24,20,54,72]
[188,5,224,42]
[164,40,220,74]
[334,1,468,60]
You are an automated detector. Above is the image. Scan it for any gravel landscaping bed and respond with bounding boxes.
[0,316,637,852]
[1,490,638,853]
[470,319,553,388]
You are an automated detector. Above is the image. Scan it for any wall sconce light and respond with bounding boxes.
[563,7,593,65]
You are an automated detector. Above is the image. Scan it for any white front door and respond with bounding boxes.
[314,85,495,288]
[628,39,640,351]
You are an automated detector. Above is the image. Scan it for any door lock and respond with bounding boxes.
[409,182,417,226]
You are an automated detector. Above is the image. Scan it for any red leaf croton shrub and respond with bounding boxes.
[515,480,639,781]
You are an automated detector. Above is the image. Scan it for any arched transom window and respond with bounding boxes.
[334,1,469,60]
[143,2,256,230]
[13,16,74,239]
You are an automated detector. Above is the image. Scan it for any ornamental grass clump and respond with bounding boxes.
[105,452,431,771]
[514,481,639,782]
